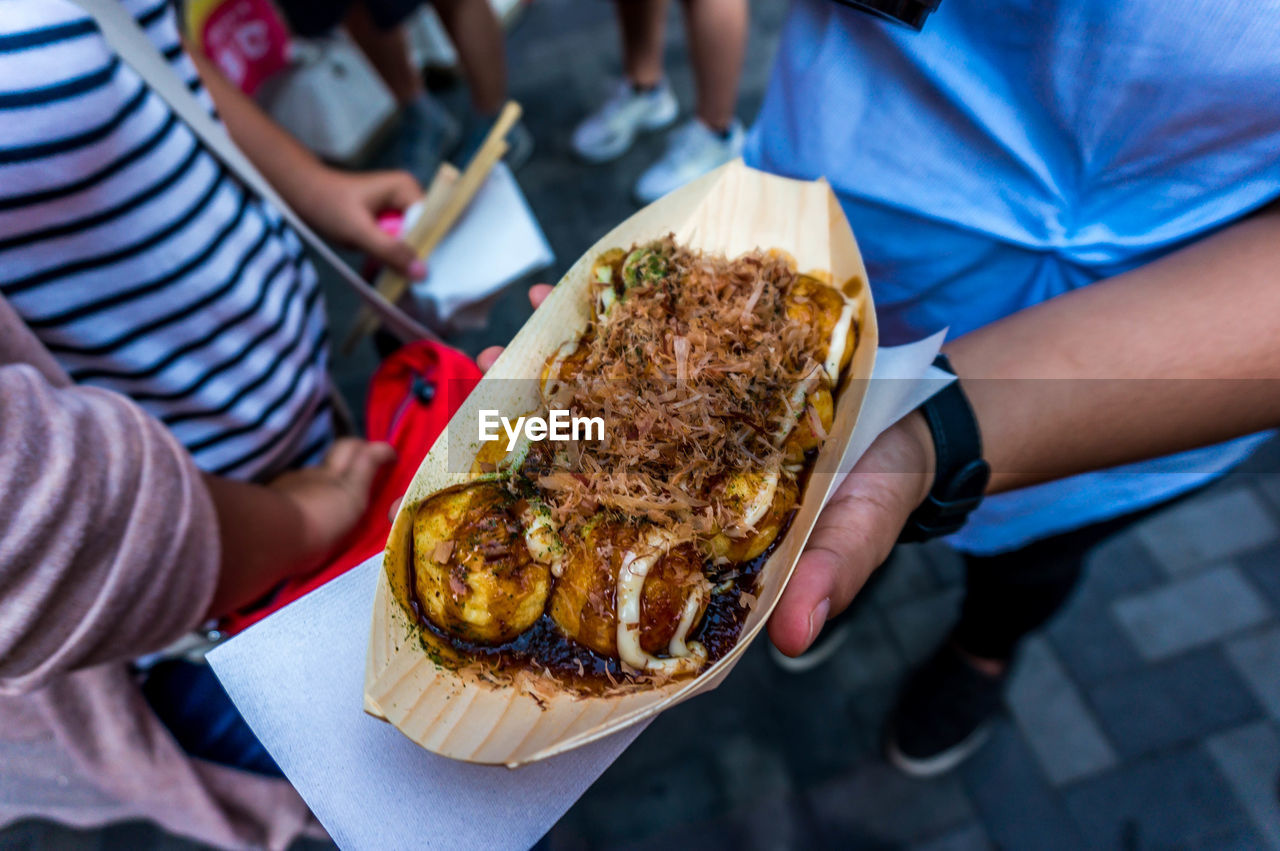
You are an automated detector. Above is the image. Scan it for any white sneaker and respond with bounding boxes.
[633,117,745,204]
[571,79,679,163]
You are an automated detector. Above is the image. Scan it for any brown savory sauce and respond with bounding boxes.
[406,512,793,695]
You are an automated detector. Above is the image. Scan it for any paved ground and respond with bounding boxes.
[5,0,1280,848]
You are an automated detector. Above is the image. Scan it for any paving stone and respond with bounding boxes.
[1064,744,1260,850]
[1005,637,1117,785]
[1087,647,1261,759]
[1206,721,1280,850]
[845,681,902,755]
[824,609,906,694]
[1134,488,1279,575]
[755,671,865,783]
[1084,530,1166,598]
[1259,475,1280,516]
[908,822,993,851]
[1046,570,1147,685]
[712,733,792,810]
[1112,565,1272,660]
[1176,825,1278,851]
[883,588,964,667]
[0,821,42,851]
[807,760,974,846]
[611,817,739,851]
[726,793,814,851]
[1240,545,1280,613]
[562,742,722,847]
[1225,626,1280,722]
[958,718,1087,851]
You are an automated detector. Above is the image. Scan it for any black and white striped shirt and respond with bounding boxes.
[0,0,333,481]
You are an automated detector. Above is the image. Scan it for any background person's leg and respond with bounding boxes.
[885,532,1096,777]
[618,0,670,90]
[430,0,508,116]
[340,3,461,180]
[630,0,746,202]
[344,3,427,106]
[951,532,1098,668]
[887,490,1207,777]
[429,0,534,167]
[679,0,745,133]
[569,0,679,163]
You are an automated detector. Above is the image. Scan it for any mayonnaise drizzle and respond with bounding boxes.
[823,296,857,385]
[727,466,779,535]
[521,501,565,577]
[615,533,708,675]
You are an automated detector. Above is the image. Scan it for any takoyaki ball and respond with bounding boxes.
[786,276,856,380]
[592,247,627,289]
[592,248,627,319]
[550,519,709,658]
[469,412,535,476]
[707,470,800,564]
[636,542,710,655]
[784,388,834,466]
[412,483,550,644]
[540,335,592,403]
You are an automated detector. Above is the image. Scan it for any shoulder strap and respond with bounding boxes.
[70,0,436,343]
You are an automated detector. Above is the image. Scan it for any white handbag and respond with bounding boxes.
[257,33,399,165]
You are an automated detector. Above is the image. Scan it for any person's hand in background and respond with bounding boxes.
[294,168,427,280]
[187,42,427,280]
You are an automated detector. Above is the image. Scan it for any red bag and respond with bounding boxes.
[220,341,483,634]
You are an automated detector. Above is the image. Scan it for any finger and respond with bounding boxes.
[477,345,504,372]
[529,284,553,309]
[342,441,397,497]
[387,497,404,522]
[323,436,363,474]
[374,171,424,212]
[767,479,905,656]
[359,223,424,280]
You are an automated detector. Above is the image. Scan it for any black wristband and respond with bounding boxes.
[898,354,990,543]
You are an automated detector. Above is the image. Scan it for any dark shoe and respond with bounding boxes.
[398,94,461,185]
[768,603,858,674]
[884,642,1005,777]
[455,116,535,172]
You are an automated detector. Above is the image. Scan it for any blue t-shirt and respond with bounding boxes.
[746,0,1280,553]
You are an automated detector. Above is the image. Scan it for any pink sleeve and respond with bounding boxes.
[0,364,220,693]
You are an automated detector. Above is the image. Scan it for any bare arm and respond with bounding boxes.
[951,203,1280,492]
[201,438,394,617]
[185,43,425,277]
[770,204,1280,655]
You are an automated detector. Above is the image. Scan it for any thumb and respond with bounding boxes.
[359,223,425,281]
[768,415,935,656]
[341,441,396,500]
[768,485,903,656]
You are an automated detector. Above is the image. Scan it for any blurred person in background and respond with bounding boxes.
[570,0,747,203]
[750,0,1280,777]
[0,0,421,842]
[274,0,533,180]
